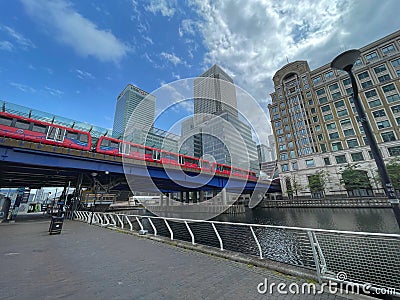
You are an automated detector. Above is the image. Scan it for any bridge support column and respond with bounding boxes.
[199,190,205,203]
[179,192,184,205]
[185,191,190,203]
[221,188,227,205]
[192,191,198,203]
[166,193,170,207]
[159,194,164,206]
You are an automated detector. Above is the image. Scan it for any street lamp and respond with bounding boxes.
[331,49,400,229]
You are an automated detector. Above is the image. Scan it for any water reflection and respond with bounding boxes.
[216,208,399,233]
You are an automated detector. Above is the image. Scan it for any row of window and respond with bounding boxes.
[280,145,400,172]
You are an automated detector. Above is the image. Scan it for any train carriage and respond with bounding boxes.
[0,112,91,150]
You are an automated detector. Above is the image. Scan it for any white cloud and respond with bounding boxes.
[45,86,64,97]
[1,26,35,49]
[0,40,13,51]
[76,69,95,79]
[160,52,182,65]
[145,0,176,17]
[21,0,131,63]
[143,35,154,45]
[188,0,400,143]
[10,82,36,93]
[179,19,197,37]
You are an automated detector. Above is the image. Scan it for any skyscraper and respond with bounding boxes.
[112,84,156,137]
[181,65,259,172]
[194,64,238,120]
[268,30,400,198]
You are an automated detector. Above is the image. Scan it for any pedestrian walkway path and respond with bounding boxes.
[0,220,352,299]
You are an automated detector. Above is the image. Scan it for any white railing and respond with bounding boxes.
[73,211,400,296]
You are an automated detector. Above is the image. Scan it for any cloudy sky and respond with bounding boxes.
[1,0,399,143]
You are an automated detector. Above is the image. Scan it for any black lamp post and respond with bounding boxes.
[331,49,400,230]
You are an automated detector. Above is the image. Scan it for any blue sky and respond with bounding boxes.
[1,0,400,143]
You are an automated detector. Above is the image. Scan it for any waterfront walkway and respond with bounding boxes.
[0,219,350,300]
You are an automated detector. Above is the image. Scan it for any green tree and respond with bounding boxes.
[307,170,328,198]
[340,164,371,191]
[386,158,400,191]
[285,176,303,199]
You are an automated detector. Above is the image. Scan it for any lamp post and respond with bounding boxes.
[90,172,97,225]
[331,49,400,229]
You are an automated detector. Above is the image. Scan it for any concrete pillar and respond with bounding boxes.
[159,193,164,206]
[166,193,171,206]
[192,191,198,203]
[199,190,205,203]
[179,192,184,205]
[185,191,190,203]
[221,188,227,205]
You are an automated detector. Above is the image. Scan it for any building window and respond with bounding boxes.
[388,146,400,156]
[391,104,400,113]
[351,152,364,162]
[361,80,373,89]
[382,44,395,55]
[335,155,347,164]
[323,113,333,121]
[329,83,339,91]
[387,94,400,103]
[317,134,324,141]
[326,122,336,130]
[334,100,345,108]
[320,144,327,153]
[347,139,359,148]
[345,87,353,95]
[312,76,322,85]
[292,162,298,170]
[391,58,400,67]
[368,99,382,108]
[323,157,331,165]
[315,125,321,131]
[374,65,387,74]
[281,164,289,172]
[372,109,386,118]
[376,120,391,129]
[325,71,334,80]
[276,128,283,134]
[316,88,326,96]
[378,74,391,83]
[365,51,378,61]
[290,150,296,158]
[329,132,339,140]
[358,71,369,80]
[305,159,315,167]
[343,128,355,136]
[340,119,351,127]
[308,99,313,105]
[280,153,288,160]
[274,121,282,127]
[381,131,396,142]
[321,105,330,112]
[318,96,328,104]
[313,116,319,123]
[337,109,348,117]
[365,89,378,98]
[382,83,396,93]
[343,78,351,86]
[331,91,342,100]
[354,58,362,66]
[332,142,343,151]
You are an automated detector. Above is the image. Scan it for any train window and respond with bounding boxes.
[110,141,119,148]
[15,120,30,130]
[120,143,130,154]
[66,131,78,140]
[145,148,152,155]
[79,134,88,143]
[55,128,65,142]
[32,124,46,133]
[100,139,110,147]
[0,116,13,126]
[179,156,184,164]
[137,146,145,153]
[47,126,57,139]
[153,150,160,160]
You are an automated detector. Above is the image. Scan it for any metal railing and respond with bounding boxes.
[74,211,400,296]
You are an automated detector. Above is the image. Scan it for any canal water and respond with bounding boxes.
[216,207,400,233]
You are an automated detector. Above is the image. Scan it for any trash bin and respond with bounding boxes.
[49,216,64,235]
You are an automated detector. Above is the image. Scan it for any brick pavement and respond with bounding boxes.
[0,220,353,300]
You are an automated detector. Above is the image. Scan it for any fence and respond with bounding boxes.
[74,211,400,296]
